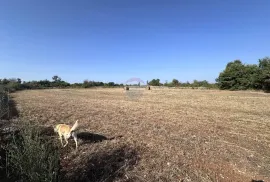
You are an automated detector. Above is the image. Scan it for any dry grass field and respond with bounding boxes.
[11,88,270,182]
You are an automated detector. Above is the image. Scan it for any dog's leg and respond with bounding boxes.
[75,139,78,150]
[72,132,78,150]
[58,133,64,146]
[63,136,69,147]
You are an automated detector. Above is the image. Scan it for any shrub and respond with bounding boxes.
[0,86,9,119]
[6,122,60,182]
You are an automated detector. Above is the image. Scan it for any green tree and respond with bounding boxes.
[2,78,9,84]
[149,79,160,86]
[82,80,90,88]
[216,60,246,90]
[244,64,261,89]
[108,82,115,86]
[258,57,270,91]
[172,79,179,86]
[216,58,267,90]
[52,75,61,82]
[17,78,22,84]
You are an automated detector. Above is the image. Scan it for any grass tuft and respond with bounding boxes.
[6,121,60,182]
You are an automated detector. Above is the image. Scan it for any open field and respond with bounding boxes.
[11,88,270,182]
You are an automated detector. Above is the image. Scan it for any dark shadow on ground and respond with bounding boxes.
[8,99,19,118]
[1,97,19,120]
[77,131,123,144]
[62,145,140,182]
[36,127,124,144]
[39,125,55,136]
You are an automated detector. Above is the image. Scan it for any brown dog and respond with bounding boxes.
[54,120,79,150]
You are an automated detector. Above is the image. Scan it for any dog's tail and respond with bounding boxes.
[70,120,79,132]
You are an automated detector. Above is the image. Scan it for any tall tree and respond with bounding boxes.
[149,79,160,86]
[172,79,179,86]
[216,60,246,90]
[52,75,61,82]
[258,57,270,91]
[17,78,22,84]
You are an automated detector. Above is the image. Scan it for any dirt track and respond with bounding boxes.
[12,88,270,182]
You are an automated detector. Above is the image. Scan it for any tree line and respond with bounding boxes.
[216,57,270,91]
[0,75,124,92]
[147,79,217,88]
[0,76,218,92]
[1,56,269,92]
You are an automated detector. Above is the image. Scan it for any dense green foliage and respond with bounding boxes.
[216,57,270,91]
[148,79,161,86]
[0,78,71,91]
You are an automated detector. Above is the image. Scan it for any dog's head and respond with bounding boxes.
[54,124,60,133]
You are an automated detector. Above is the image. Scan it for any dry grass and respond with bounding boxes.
[12,88,270,182]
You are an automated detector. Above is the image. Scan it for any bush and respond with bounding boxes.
[216,57,270,91]
[6,82,22,92]
[6,122,60,182]
[263,79,270,92]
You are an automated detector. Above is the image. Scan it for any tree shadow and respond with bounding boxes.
[62,145,140,182]
[77,132,123,144]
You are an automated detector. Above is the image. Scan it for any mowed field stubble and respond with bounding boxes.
[12,88,270,182]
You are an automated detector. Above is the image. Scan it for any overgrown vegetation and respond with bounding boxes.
[0,76,124,91]
[216,57,270,91]
[0,86,9,119]
[5,121,60,182]
[146,78,218,89]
